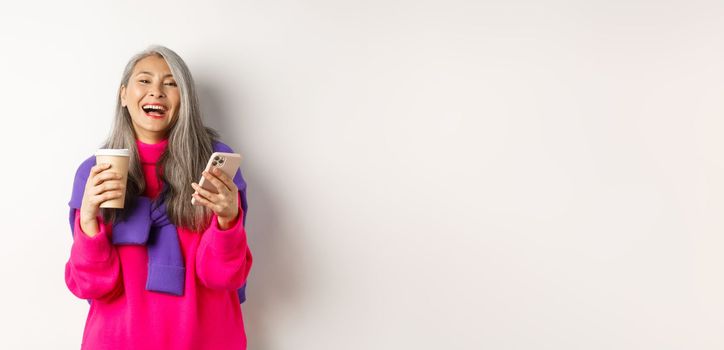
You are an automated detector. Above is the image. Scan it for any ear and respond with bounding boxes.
[120,85,127,107]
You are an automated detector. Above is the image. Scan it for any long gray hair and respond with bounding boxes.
[99,45,220,233]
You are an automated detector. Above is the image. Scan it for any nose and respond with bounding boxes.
[149,83,166,98]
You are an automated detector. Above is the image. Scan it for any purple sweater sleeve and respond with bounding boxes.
[64,209,123,301]
[196,191,253,291]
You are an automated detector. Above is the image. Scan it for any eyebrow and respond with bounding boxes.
[135,71,174,78]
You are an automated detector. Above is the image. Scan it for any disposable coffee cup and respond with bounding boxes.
[95,149,130,209]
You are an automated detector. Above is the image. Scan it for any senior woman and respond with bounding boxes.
[64,45,252,350]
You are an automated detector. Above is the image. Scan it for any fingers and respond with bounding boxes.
[191,191,220,212]
[90,163,111,176]
[81,163,124,213]
[92,171,122,186]
[191,182,219,202]
[88,163,125,197]
[88,189,124,206]
[211,168,237,192]
[201,170,232,193]
[191,178,239,222]
[91,179,125,196]
[92,169,123,187]
[204,168,237,193]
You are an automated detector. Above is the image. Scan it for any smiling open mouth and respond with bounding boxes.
[142,104,168,118]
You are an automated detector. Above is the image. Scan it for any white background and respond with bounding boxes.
[1,0,723,349]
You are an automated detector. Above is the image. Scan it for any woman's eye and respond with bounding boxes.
[139,79,149,83]
[165,82,177,86]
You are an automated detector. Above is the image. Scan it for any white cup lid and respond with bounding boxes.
[96,149,131,157]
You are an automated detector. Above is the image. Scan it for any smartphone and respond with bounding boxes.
[191,152,243,205]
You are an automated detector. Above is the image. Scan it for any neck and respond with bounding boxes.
[136,137,169,164]
[137,137,169,145]
[137,136,166,144]
[135,131,169,145]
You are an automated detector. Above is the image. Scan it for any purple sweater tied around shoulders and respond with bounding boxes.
[67,141,249,303]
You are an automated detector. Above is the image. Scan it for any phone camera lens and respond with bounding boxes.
[212,161,218,166]
[214,156,220,161]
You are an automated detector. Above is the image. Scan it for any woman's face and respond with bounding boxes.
[120,55,180,143]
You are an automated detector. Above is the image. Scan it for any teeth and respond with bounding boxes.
[143,105,166,111]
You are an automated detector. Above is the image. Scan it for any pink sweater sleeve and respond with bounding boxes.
[196,191,253,291]
[64,209,123,301]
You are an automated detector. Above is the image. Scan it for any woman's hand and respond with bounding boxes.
[191,167,240,229]
[80,163,125,236]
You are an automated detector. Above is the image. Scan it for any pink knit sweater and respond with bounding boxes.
[64,138,252,350]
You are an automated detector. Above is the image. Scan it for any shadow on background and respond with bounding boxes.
[198,80,304,349]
